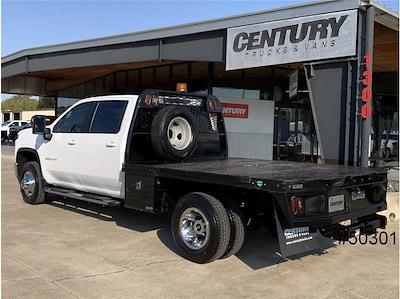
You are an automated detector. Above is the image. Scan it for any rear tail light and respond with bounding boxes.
[290,196,304,215]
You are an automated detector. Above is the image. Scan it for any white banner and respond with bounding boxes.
[221,98,275,160]
[226,10,358,70]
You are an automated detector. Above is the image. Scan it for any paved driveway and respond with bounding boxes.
[2,146,399,298]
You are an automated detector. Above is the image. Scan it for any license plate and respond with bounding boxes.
[328,194,345,213]
[352,189,365,201]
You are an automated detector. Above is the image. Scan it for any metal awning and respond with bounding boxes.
[1,0,398,96]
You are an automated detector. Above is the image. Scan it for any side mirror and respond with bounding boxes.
[32,116,46,134]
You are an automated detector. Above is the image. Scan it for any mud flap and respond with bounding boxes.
[274,208,334,257]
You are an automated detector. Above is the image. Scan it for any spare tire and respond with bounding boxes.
[151,106,198,161]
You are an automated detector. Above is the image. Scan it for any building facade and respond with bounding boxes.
[2,109,55,123]
[1,0,398,165]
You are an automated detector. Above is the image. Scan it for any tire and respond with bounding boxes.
[18,161,46,205]
[151,106,198,161]
[221,200,245,259]
[171,192,231,264]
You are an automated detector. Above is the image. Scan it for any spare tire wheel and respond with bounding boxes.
[151,106,198,161]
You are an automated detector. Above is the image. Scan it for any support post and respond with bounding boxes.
[207,62,214,95]
[54,96,58,116]
[360,6,375,167]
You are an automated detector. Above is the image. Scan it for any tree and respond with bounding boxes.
[1,95,38,112]
[37,97,55,109]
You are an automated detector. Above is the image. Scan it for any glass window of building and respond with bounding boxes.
[57,97,80,115]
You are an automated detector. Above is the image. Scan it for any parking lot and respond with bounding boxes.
[1,144,399,298]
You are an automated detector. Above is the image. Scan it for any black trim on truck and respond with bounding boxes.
[16,148,41,177]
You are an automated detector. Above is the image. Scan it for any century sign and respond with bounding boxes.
[221,103,249,119]
[226,10,358,70]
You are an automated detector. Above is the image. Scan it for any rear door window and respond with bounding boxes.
[90,101,128,133]
[53,102,96,133]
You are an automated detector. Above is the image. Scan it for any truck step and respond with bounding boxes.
[44,186,121,207]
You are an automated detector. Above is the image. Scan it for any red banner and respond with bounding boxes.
[221,103,249,119]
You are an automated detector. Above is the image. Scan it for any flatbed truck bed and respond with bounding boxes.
[125,157,387,226]
[125,158,387,190]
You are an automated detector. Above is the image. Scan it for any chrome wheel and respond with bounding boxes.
[167,117,193,151]
[20,171,36,197]
[179,207,210,250]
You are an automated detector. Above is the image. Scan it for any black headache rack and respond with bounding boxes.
[137,89,223,113]
[125,89,228,165]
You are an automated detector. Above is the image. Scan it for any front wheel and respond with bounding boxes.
[19,161,46,204]
[171,192,231,264]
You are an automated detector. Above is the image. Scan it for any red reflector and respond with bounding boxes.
[290,196,304,215]
[145,95,151,106]
[152,95,158,105]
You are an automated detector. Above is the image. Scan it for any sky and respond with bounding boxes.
[1,0,399,57]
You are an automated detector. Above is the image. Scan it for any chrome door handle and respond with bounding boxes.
[106,142,117,148]
[68,140,77,145]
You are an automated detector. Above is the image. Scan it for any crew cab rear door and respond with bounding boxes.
[75,99,131,198]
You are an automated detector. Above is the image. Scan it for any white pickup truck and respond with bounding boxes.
[15,90,388,263]
[2,120,29,141]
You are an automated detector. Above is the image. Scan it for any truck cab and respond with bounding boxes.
[16,95,136,198]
